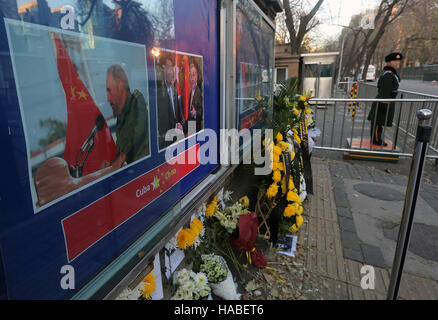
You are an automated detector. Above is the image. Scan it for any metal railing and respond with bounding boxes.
[357,82,438,156]
[308,97,438,159]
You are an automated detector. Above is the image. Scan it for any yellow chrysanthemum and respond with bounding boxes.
[273,153,280,163]
[288,177,295,190]
[292,202,303,215]
[273,170,282,183]
[283,204,296,218]
[205,203,216,218]
[267,183,278,199]
[279,141,289,152]
[140,272,157,300]
[276,132,283,143]
[299,96,307,102]
[190,218,203,236]
[276,161,284,172]
[289,224,298,233]
[273,145,282,156]
[294,135,301,144]
[239,196,250,208]
[287,191,301,203]
[294,109,301,115]
[305,108,312,114]
[177,228,195,249]
[296,215,304,228]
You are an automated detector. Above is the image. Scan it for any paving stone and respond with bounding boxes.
[353,183,405,201]
[383,223,438,262]
[361,244,386,268]
[333,187,350,208]
[343,247,364,263]
[338,216,357,233]
[344,258,363,286]
[340,230,361,251]
[306,276,349,300]
[347,284,386,300]
[337,207,353,219]
[398,273,438,300]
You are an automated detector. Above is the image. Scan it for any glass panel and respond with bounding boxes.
[235,0,274,133]
[0,0,219,299]
[276,68,286,83]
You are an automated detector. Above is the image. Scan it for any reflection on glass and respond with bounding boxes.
[6,0,175,47]
[304,64,334,78]
[235,0,274,131]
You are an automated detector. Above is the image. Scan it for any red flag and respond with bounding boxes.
[176,54,182,98]
[241,63,248,99]
[53,32,116,175]
[182,55,190,121]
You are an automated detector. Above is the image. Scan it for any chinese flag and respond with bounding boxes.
[176,54,182,98]
[182,55,190,121]
[52,32,116,175]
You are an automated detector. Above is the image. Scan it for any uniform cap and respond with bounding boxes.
[385,52,403,62]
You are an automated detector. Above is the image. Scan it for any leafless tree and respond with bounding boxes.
[283,0,324,55]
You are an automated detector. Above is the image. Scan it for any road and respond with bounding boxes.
[368,79,438,97]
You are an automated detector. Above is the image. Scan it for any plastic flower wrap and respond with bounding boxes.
[171,268,211,300]
[199,254,228,284]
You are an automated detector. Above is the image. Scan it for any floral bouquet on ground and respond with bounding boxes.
[200,254,240,300]
[171,268,211,300]
[205,190,250,236]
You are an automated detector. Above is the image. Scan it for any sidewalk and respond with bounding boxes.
[300,156,438,299]
[244,155,438,300]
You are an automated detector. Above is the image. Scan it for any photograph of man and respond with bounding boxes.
[178,61,203,135]
[106,64,150,164]
[156,55,184,149]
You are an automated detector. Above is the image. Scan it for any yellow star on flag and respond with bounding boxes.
[78,89,88,100]
[151,176,160,190]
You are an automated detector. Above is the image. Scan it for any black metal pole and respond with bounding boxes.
[387,109,433,300]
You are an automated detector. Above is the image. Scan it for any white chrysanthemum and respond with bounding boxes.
[195,272,208,285]
[223,190,233,201]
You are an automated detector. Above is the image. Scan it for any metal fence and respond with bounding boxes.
[400,65,438,82]
[308,96,438,159]
[357,82,438,157]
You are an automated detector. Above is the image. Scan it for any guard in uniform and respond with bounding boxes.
[367,52,403,146]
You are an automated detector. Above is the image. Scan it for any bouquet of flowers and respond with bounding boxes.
[200,254,240,300]
[200,254,227,283]
[171,268,211,300]
[215,201,249,233]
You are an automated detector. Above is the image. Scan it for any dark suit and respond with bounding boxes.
[183,85,203,135]
[157,80,183,149]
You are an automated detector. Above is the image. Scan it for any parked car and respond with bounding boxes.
[358,65,377,81]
